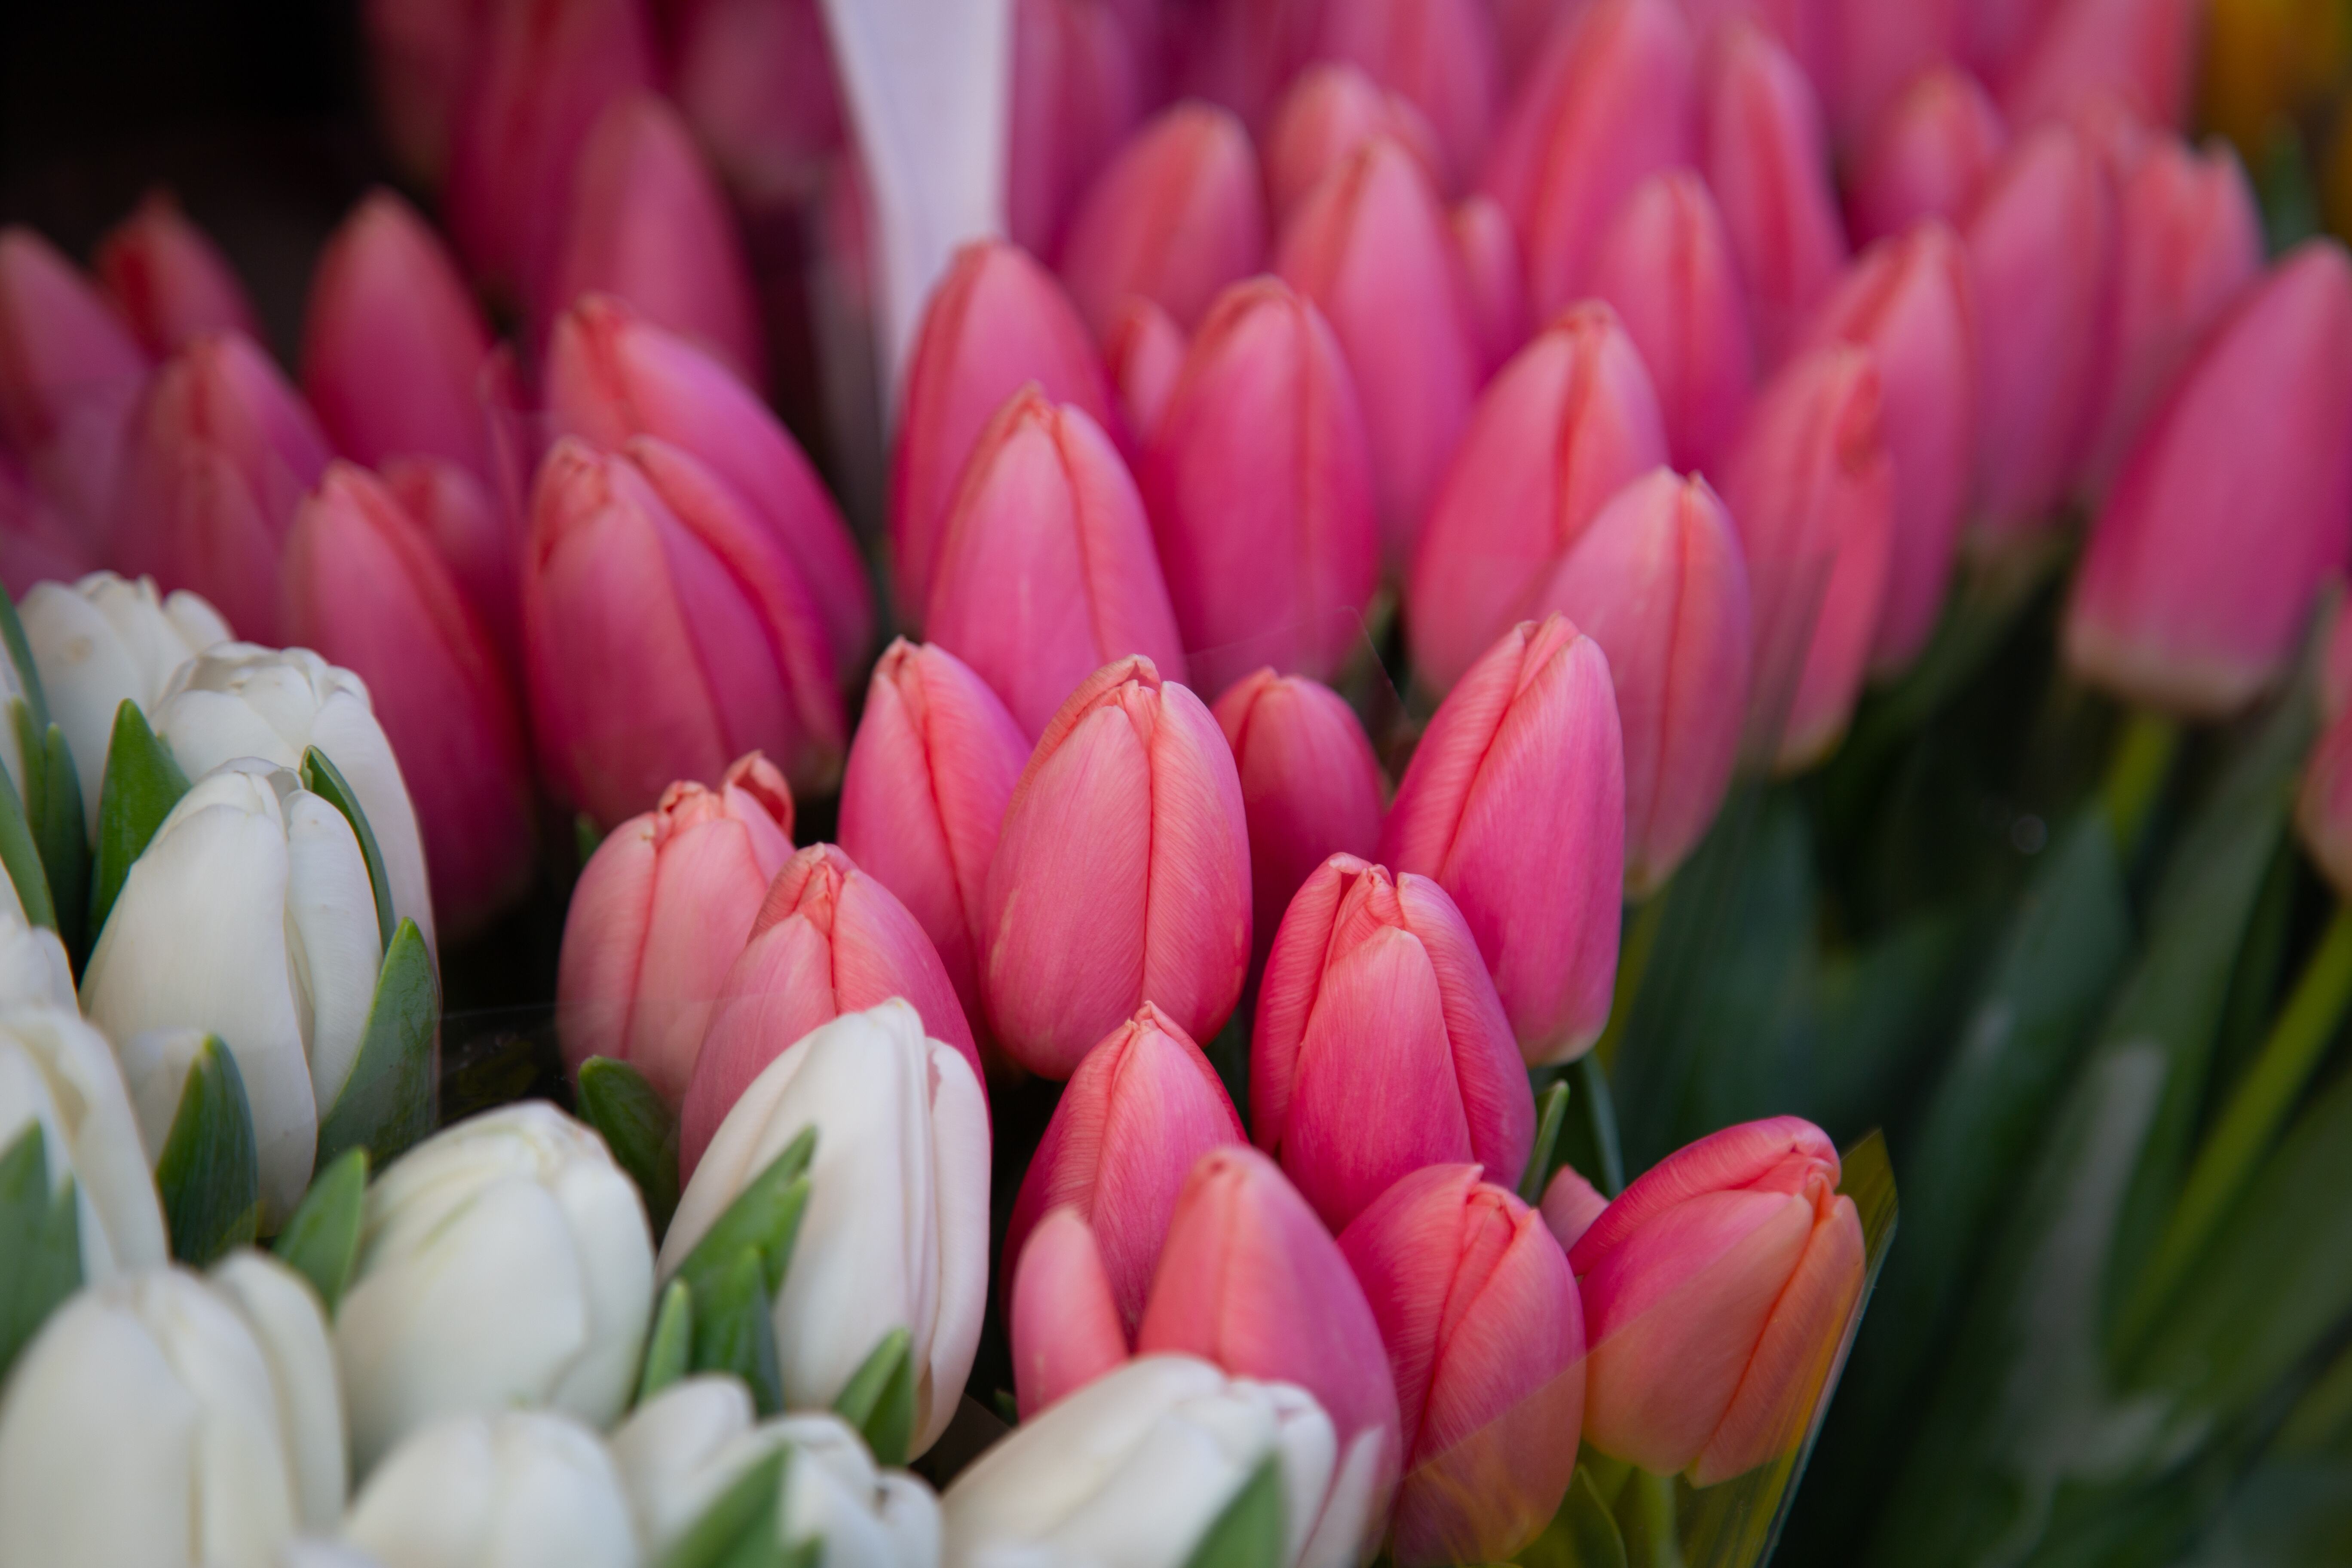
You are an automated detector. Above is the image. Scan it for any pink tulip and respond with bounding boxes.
[1963,0,2061,82]
[1009,1206,1133,1415]
[889,242,1114,624]
[1102,296,1186,441]
[362,0,488,187]
[1585,170,1756,472]
[1317,0,1502,184]
[523,435,843,821]
[1541,1164,1610,1251]
[1140,279,1381,696]
[0,226,151,530]
[0,456,95,597]
[682,842,980,1174]
[1534,470,1752,896]
[837,639,1030,1041]
[1452,194,1529,373]
[1338,1164,1583,1565]
[1816,0,1962,147]
[557,750,795,1102]
[1492,0,1577,83]
[1571,1116,1866,1486]
[1253,854,1534,1230]
[93,194,259,359]
[1408,304,1667,696]
[1170,0,1324,133]
[1007,0,1146,258]
[980,656,1251,1078]
[1801,222,1977,674]
[282,462,534,935]
[1059,102,1268,342]
[2065,243,2352,719]
[670,0,843,206]
[1381,616,1625,1063]
[545,294,870,675]
[1702,22,1849,365]
[380,455,521,675]
[1845,67,2009,247]
[1999,0,2199,132]
[925,390,1188,739]
[1264,63,1449,222]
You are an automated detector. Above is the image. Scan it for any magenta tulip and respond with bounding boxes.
[378,455,520,675]
[2000,0,2199,132]
[1264,63,1448,223]
[1702,22,1849,365]
[0,227,150,530]
[1006,0,1146,260]
[1452,193,1529,374]
[94,193,259,359]
[670,0,844,206]
[1845,67,2009,247]
[1102,295,1186,441]
[1816,0,1962,147]
[1316,0,1502,184]
[361,0,485,187]
[1010,1206,1133,1416]
[1059,102,1268,342]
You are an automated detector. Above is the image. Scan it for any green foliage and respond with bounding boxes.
[155,1035,260,1264]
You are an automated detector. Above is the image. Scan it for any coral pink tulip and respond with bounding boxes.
[1338,1164,1583,1565]
[1702,23,1849,365]
[1264,63,1448,222]
[1845,67,2009,247]
[1381,616,1626,1063]
[94,194,258,359]
[1408,304,1668,695]
[1141,279,1381,696]
[925,390,1188,738]
[1534,470,1752,896]
[1059,102,1268,341]
[1317,0,1502,184]
[1571,1116,1866,1486]
[1816,0,1962,147]
[380,455,521,674]
[1007,0,1146,258]
[2000,0,2199,132]
[1009,1206,1133,1416]
[2065,243,2352,719]
[980,656,1251,1078]
[1542,1164,1610,1252]
[557,751,795,1102]
[0,227,152,529]
[362,0,487,187]
[670,0,843,205]
[1254,855,1534,1230]
[1102,296,1186,441]
[1452,193,1529,374]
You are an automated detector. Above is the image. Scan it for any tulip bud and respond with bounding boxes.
[2000,0,2199,132]
[1534,470,1752,896]
[1703,23,1849,365]
[1317,0,1502,184]
[0,914,73,1011]
[1060,102,1268,343]
[2065,243,2352,719]
[0,1004,168,1278]
[1452,193,1529,374]
[0,226,149,530]
[380,454,521,673]
[360,0,484,187]
[1408,304,1668,695]
[888,242,1115,623]
[94,193,260,359]
[1816,0,1961,147]
[344,1410,637,1568]
[1142,280,1381,695]
[0,1257,345,1566]
[1845,67,2009,247]
[1542,1163,1610,1251]
[1104,294,1187,440]
[302,190,499,483]
[1586,171,1757,472]
[981,658,1251,1078]
[662,1001,990,1458]
[1571,1116,1866,1485]
[1009,1206,1131,1416]
[1338,1165,1583,1565]
[1007,0,1147,258]
[1265,63,1449,223]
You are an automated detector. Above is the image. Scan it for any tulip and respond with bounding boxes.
[94,193,260,358]
[0,1003,168,1278]
[0,453,95,595]
[301,190,499,483]
[1816,0,1961,147]
[2065,243,2352,719]
[80,762,384,1223]
[1276,136,1482,559]
[925,391,1188,738]
[1999,0,2199,132]
[110,331,332,645]
[1585,170,1756,473]
[1007,0,1146,258]
[1482,0,1698,318]
[558,750,794,1103]
[837,639,1028,1040]
[1317,0,1502,184]
[1337,1165,1583,1565]
[1407,304,1667,695]
[1060,102,1268,343]
[379,454,521,673]
[1702,23,1849,365]
[1104,294,1187,439]
[1452,193,1529,374]
[545,294,871,676]
[661,1001,989,1458]
[1542,1164,1610,1251]
[0,914,74,1011]
[1008,1206,1132,1415]
[0,1256,344,1566]
[343,1411,636,1568]
[1176,0,1323,131]
[1571,1116,1866,1485]
[942,1354,1344,1568]
[1265,63,1449,222]
[1800,222,1978,673]
[1142,280,1381,695]
[980,657,1252,1078]
[1845,67,2009,247]
[1533,470,1752,896]
[671,0,844,208]
[360,0,485,187]
[0,226,150,529]
[1964,122,2116,542]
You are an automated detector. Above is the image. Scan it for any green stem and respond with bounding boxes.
[2099,709,2182,860]
[1595,896,1668,1075]
[1572,1054,1626,1197]
[1519,1080,1571,1204]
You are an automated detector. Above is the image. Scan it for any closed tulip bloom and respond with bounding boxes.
[1381,616,1626,1061]
[1571,1116,1866,1485]
[2000,0,2199,131]
[1213,669,1386,964]
[1845,67,2009,246]
[1817,0,1962,147]
[1534,471,1752,896]
[889,242,1114,623]
[1007,0,1146,258]
[1703,23,1849,365]
[0,915,74,1011]
[1317,0,1502,184]
[1142,280,1381,695]
[1009,1207,1133,1415]
[0,226,150,529]
[981,657,1251,1078]
[0,1004,168,1279]
[1060,102,1268,341]
[2066,243,2352,718]
[1452,193,1529,374]
[662,1001,990,1458]
[344,1411,636,1568]
[94,192,260,358]
[1408,304,1668,695]
[1265,63,1449,222]
[380,454,521,672]
[1542,1164,1611,1251]
[1104,294,1188,439]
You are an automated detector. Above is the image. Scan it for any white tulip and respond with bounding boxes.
[80,760,383,1223]
[334,1101,655,1475]
[19,571,231,835]
[658,999,989,1459]
[611,1376,942,1568]
[940,1356,1338,1568]
[0,1003,166,1280]
[340,1411,636,1568]
[0,902,74,1010]
[154,642,435,950]
[0,1253,346,1568]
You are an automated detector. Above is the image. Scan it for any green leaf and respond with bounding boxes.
[675,1128,817,1303]
[1519,1078,1570,1204]
[833,1327,916,1467]
[638,1279,693,1406]
[300,745,393,955]
[579,1057,680,1238]
[316,919,438,1172]
[1180,1452,1286,1568]
[1564,1465,1632,1568]
[271,1147,369,1314]
[0,1122,80,1387]
[88,700,189,946]
[26,720,85,955]
[691,1246,783,1415]
[0,743,55,933]
[155,1035,261,1265]
[657,1443,787,1568]
[0,591,51,732]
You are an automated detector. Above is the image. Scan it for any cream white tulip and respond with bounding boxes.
[0,903,74,1010]
[154,642,434,949]
[0,1253,346,1568]
[334,1101,655,1474]
[0,1003,166,1280]
[658,999,989,1458]
[940,1356,1338,1568]
[340,1411,636,1568]
[80,760,383,1223]
[611,1377,942,1567]
[19,571,231,835]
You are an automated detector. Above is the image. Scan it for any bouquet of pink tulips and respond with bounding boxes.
[6,0,2352,1563]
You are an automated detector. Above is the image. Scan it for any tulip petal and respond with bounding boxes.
[1011,1206,1131,1416]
